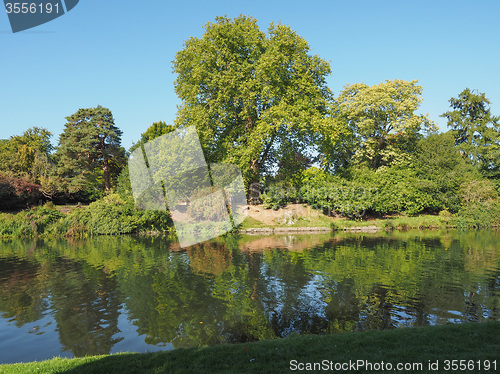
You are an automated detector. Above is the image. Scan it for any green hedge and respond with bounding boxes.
[0,203,64,237]
[260,167,500,224]
[0,194,173,238]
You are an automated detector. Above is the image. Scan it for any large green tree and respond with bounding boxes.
[0,127,53,175]
[56,106,125,195]
[0,127,62,203]
[172,15,332,186]
[414,131,480,212]
[118,121,176,197]
[129,121,176,153]
[337,79,437,170]
[441,88,500,178]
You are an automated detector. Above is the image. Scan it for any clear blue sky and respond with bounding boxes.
[1,0,499,150]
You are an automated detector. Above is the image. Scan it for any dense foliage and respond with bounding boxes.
[0,196,172,238]
[259,85,500,225]
[173,15,332,185]
[441,88,500,178]
[56,105,126,196]
[1,15,500,230]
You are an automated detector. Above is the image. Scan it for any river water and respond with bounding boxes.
[0,230,499,363]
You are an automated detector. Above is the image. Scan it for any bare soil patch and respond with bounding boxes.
[247,203,334,225]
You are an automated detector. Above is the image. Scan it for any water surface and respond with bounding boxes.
[0,230,499,363]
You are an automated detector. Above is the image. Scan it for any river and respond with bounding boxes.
[0,230,498,363]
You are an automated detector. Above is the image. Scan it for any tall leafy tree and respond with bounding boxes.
[172,15,332,186]
[0,127,61,203]
[129,121,176,153]
[118,121,175,197]
[337,79,437,169]
[0,127,53,175]
[414,131,479,212]
[57,106,125,194]
[441,88,500,178]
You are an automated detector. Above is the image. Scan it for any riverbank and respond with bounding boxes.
[0,199,498,240]
[0,195,174,239]
[240,203,498,233]
[1,322,498,373]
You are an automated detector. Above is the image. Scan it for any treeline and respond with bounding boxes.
[1,15,500,231]
[0,109,174,236]
[0,106,126,209]
[171,16,500,225]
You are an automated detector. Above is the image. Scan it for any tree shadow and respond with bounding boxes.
[61,352,170,374]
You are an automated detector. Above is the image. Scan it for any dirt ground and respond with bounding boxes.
[246,203,332,225]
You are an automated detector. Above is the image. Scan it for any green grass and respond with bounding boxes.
[238,212,334,230]
[237,216,272,229]
[2,322,499,373]
[239,213,449,232]
[334,215,448,230]
[239,208,462,232]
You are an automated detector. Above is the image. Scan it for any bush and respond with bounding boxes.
[261,184,296,210]
[0,213,29,237]
[134,209,173,232]
[0,193,174,238]
[295,166,445,218]
[24,203,65,234]
[367,167,438,216]
[0,172,42,210]
[457,202,500,228]
[456,180,500,227]
[0,203,64,237]
[298,168,376,219]
[69,194,142,235]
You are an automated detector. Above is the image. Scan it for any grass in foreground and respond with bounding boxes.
[2,322,499,374]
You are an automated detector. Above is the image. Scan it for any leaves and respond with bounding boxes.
[441,88,500,178]
[337,79,437,169]
[56,106,126,194]
[172,15,332,186]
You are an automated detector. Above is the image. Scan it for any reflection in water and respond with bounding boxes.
[0,230,499,363]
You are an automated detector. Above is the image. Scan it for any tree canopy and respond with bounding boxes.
[2,15,500,224]
[173,15,332,185]
[441,88,500,178]
[336,79,437,170]
[0,127,53,175]
[56,106,125,195]
[130,121,176,154]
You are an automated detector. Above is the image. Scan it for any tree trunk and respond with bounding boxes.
[100,135,111,191]
[103,160,111,191]
[248,158,261,204]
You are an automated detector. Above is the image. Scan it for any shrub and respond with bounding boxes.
[296,166,444,218]
[0,172,42,210]
[69,194,139,235]
[299,169,376,219]
[457,202,500,228]
[134,209,173,232]
[457,180,500,227]
[0,213,28,237]
[261,184,294,210]
[366,167,438,216]
[23,203,65,234]
[0,193,174,237]
[0,203,64,237]
[186,187,229,222]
